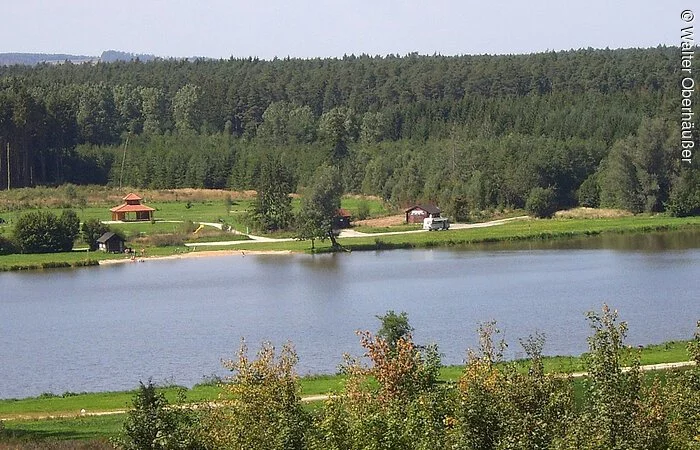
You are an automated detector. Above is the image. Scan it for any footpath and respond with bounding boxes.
[182,216,530,247]
[2,360,695,422]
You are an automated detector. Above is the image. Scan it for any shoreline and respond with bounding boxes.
[2,216,699,272]
[98,248,295,265]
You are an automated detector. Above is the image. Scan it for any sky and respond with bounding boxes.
[0,0,690,59]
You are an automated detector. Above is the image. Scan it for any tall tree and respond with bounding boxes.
[251,156,295,231]
[76,83,118,145]
[319,106,357,163]
[173,84,201,134]
[296,165,343,250]
[140,87,166,135]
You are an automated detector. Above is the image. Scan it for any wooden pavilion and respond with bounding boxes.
[110,193,156,221]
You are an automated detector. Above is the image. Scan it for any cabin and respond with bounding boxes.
[405,204,441,224]
[332,208,352,229]
[96,232,126,253]
[110,193,156,221]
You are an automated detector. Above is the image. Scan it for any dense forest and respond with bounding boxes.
[0,46,698,217]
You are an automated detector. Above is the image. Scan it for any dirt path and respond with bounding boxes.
[104,216,530,250]
[3,360,695,421]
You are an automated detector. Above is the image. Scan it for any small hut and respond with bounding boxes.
[333,208,352,229]
[96,232,125,253]
[110,193,155,221]
[405,204,441,224]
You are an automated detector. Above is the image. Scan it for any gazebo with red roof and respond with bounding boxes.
[110,193,156,221]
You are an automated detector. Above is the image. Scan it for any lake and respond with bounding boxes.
[1,230,699,399]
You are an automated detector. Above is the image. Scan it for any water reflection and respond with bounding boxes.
[459,230,700,252]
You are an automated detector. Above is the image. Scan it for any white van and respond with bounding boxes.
[423,217,449,231]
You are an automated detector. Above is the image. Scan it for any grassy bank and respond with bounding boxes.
[0,340,690,418]
[0,190,395,270]
[225,215,700,253]
[336,216,700,252]
[5,214,696,271]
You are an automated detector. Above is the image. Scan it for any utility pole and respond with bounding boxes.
[6,142,9,191]
[118,136,129,190]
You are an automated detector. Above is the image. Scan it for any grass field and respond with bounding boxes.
[353,224,423,233]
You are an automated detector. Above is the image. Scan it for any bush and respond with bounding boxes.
[203,341,309,450]
[179,220,198,234]
[81,218,110,251]
[310,313,447,449]
[0,234,17,255]
[355,200,371,220]
[14,210,80,253]
[667,167,700,217]
[148,233,185,247]
[114,380,204,450]
[526,187,558,218]
[577,174,600,208]
[558,305,668,449]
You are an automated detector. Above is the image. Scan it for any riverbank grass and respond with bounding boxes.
[2,214,699,270]
[0,339,693,444]
[0,340,690,419]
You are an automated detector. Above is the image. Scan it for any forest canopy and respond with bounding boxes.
[0,46,698,216]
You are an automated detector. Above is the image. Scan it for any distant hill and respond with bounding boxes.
[99,50,157,63]
[0,50,157,66]
[0,52,97,65]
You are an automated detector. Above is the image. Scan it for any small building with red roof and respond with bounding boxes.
[405,204,441,224]
[332,208,352,229]
[110,193,156,221]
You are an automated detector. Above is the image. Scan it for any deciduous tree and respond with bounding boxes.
[296,165,343,250]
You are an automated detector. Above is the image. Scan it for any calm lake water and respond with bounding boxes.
[1,230,699,399]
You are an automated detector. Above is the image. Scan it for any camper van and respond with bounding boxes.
[423,217,450,231]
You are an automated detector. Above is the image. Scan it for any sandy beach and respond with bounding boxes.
[99,249,295,265]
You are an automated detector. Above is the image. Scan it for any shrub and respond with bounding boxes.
[114,380,204,450]
[203,340,309,450]
[0,234,17,255]
[312,314,446,450]
[526,187,558,218]
[14,210,80,253]
[148,233,185,247]
[577,174,600,208]
[557,305,669,450]
[667,166,700,217]
[81,218,110,251]
[355,200,371,221]
[179,220,198,234]
[664,322,700,450]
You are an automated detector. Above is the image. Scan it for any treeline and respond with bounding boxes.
[1,47,698,216]
[115,306,700,450]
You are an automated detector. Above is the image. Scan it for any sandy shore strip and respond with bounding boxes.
[99,249,295,265]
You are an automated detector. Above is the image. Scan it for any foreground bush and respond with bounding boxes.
[202,341,309,450]
[310,329,446,450]
[116,309,700,450]
[448,324,574,450]
[555,305,669,449]
[114,380,205,450]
